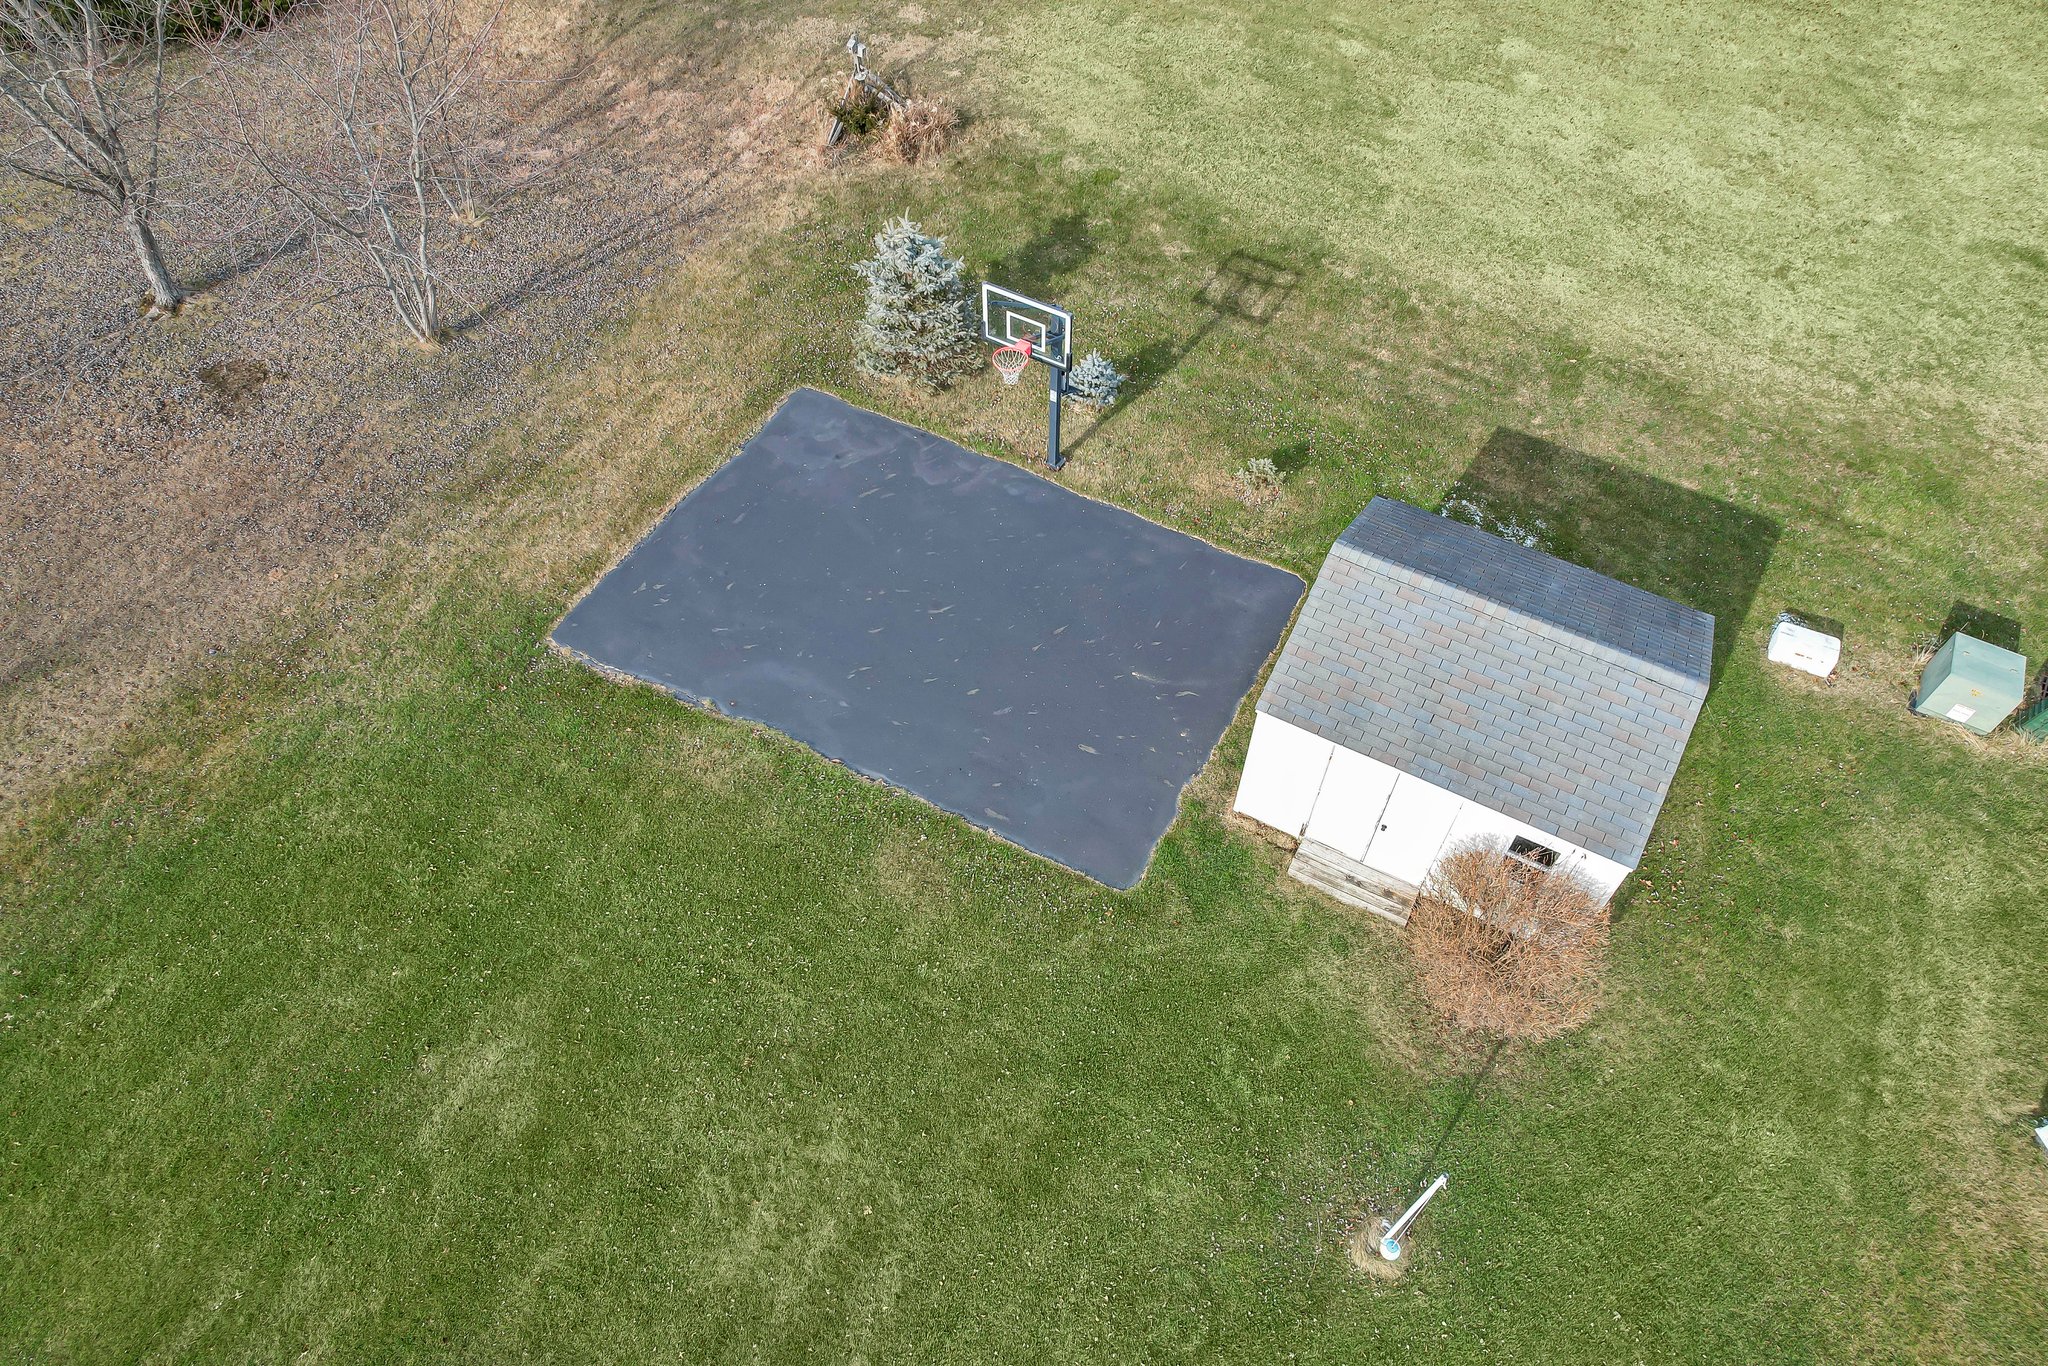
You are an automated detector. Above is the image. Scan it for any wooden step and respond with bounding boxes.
[1287,842,1418,926]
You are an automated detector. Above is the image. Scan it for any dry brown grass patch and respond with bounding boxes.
[0,9,817,818]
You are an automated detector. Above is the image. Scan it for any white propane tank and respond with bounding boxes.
[1767,615,1841,678]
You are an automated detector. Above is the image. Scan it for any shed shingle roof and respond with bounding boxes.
[1259,498,1714,868]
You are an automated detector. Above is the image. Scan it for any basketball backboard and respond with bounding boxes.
[981,283,1071,370]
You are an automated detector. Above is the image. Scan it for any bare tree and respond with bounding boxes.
[0,0,197,313]
[222,0,498,346]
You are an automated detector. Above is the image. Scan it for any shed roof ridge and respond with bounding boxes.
[1326,538,1710,698]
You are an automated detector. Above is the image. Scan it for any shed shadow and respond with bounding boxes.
[1939,602,2022,654]
[1443,430,1780,683]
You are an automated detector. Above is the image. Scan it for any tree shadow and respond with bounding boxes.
[1064,249,1301,456]
[1260,415,1381,478]
[1266,438,1318,475]
[448,41,839,342]
[446,17,841,339]
[1939,602,2022,653]
[185,227,311,295]
[1408,1037,1506,1190]
[983,211,1097,303]
[1443,429,1781,683]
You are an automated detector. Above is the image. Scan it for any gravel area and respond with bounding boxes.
[1,8,836,813]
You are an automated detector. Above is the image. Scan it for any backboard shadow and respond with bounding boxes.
[1062,249,1301,457]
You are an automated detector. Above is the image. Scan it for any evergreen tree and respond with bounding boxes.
[853,216,977,389]
[1065,350,1124,408]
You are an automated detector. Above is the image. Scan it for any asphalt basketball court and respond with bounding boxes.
[552,388,1302,888]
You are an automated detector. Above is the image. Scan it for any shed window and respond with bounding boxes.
[1507,836,1560,869]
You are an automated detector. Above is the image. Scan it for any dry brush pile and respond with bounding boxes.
[820,32,955,166]
[1406,839,1612,1042]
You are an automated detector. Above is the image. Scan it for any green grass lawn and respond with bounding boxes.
[1011,0,2048,426]
[6,2,2048,1361]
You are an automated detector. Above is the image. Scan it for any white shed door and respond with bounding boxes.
[1232,713,1335,837]
[1364,774,1465,886]
[1302,748,1399,860]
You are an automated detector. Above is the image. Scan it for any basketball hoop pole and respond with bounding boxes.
[1047,364,1066,471]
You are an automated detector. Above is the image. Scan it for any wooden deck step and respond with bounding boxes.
[1287,841,1419,926]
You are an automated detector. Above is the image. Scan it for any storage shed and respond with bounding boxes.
[1234,497,1715,921]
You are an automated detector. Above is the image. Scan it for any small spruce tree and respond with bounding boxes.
[1065,350,1125,408]
[853,216,977,389]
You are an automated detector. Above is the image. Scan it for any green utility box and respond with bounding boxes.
[2015,690,2048,742]
[1911,633,2026,735]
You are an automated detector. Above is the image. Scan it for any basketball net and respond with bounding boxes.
[992,339,1032,386]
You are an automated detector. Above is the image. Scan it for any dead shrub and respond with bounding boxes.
[884,97,957,164]
[1231,456,1285,507]
[1407,839,1610,1041]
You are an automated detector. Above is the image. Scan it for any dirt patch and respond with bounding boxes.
[194,357,273,415]
[1343,1218,1411,1280]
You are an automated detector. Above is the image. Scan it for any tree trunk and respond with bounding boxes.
[122,201,183,315]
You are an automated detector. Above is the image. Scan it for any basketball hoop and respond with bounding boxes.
[980,284,1072,467]
[992,339,1032,385]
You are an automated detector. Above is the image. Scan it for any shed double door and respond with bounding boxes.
[1301,749,1395,860]
[1303,753,1462,887]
